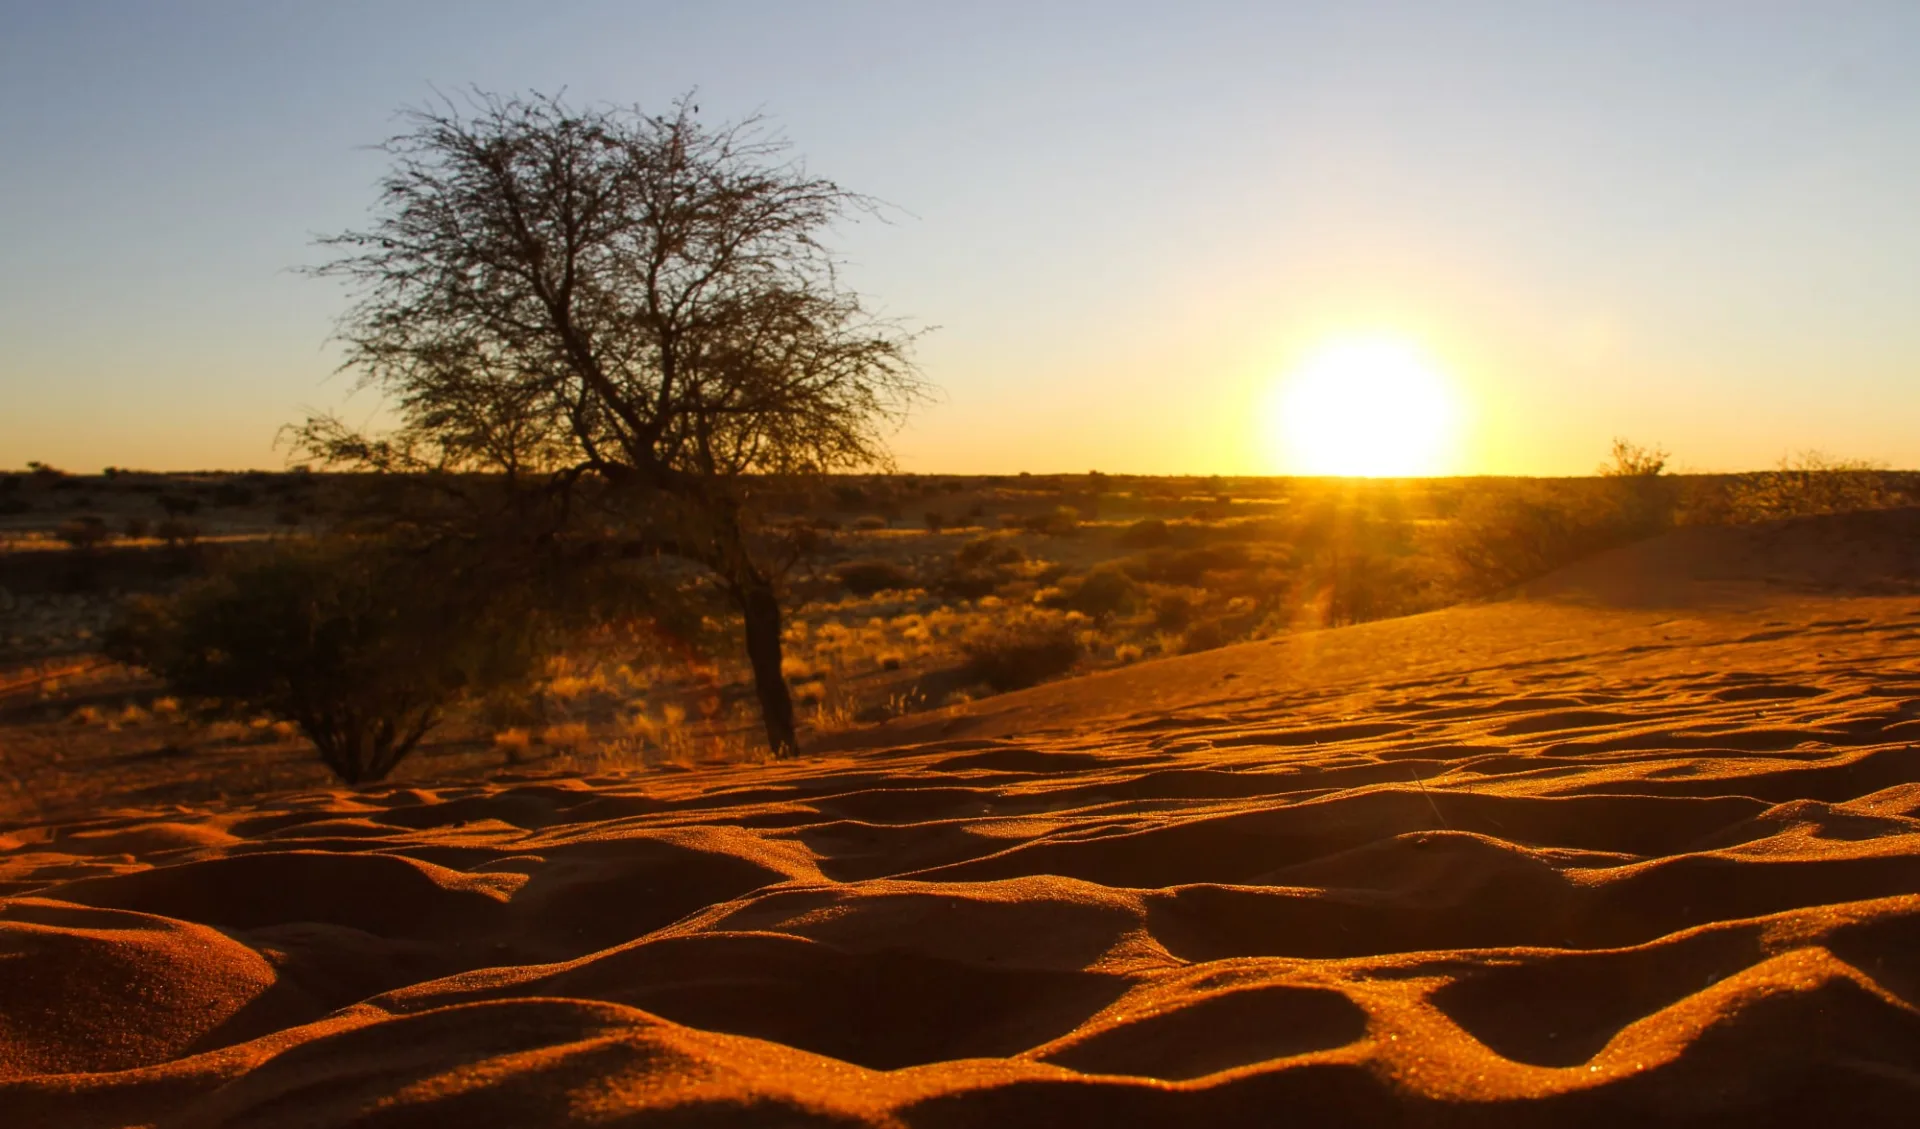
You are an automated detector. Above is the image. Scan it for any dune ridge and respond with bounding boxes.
[9,521,1920,1125]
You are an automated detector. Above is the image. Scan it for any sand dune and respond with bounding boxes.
[8,513,1920,1126]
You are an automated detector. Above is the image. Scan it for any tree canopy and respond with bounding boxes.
[298,91,928,754]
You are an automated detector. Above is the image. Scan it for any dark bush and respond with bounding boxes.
[1178,617,1236,654]
[836,559,918,596]
[940,569,1005,600]
[1720,453,1892,522]
[941,535,1029,599]
[108,537,555,785]
[1303,549,1429,626]
[1020,505,1079,536]
[852,514,890,531]
[1118,518,1171,548]
[56,516,112,549]
[1121,543,1253,587]
[954,535,1025,569]
[961,619,1081,692]
[1446,488,1643,594]
[1151,588,1200,631]
[159,493,202,516]
[1058,563,1143,619]
[209,482,256,508]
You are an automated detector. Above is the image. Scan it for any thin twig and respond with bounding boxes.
[1409,763,1449,829]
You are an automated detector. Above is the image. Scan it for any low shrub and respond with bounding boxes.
[1721,452,1894,522]
[56,517,112,549]
[1056,563,1144,619]
[1121,543,1254,587]
[108,536,557,785]
[1177,618,1233,654]
[1021,505,1080,536]
[954,535,1025,569]
[836,559,918,596]
[1445,486,1647,595]
[961,617,1082,692]
[1150,587,1200,631]
[209,482,256,508]
[1118,518,1171,548]
[1300,548,1431,626]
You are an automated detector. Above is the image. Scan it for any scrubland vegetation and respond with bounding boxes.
[3,447,1918,806]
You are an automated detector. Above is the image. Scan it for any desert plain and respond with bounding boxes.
[5,506,1920,1126]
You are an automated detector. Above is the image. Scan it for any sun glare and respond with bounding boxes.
[1269,336,1459,476]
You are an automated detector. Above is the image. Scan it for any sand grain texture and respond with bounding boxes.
[8,515,1920,1126]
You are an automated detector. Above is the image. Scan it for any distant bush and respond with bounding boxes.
[1446,487,1645,594]
[941,535,1029,599]
[56,516,112,549]
[1600,438,1669,478]
[209,482,256,508]
[155,519,200,547]
[1722,452,1893,522]
[1118,518,1171,548]
[1150,587,1200,631]
[923,511,945,533]
[1056,563,1144,620]
[0,496,29,516]
[1020,505,1080,536]
[961,616,1082,692]
[954,535,1025,569]
[836,559,917,596]
[1302,548,1431,626]
[158,493,201,516]
[123,516,150,539]
[852,514,890,531]
[1177,617,1237,654]
[108,537,556,785]
[1121,543,1254,587]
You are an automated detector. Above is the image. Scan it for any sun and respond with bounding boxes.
[1267,336,1460,476]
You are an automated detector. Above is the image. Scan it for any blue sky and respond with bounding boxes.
[4,1,1919,474]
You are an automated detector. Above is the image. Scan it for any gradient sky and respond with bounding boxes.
[4,1,1919,476]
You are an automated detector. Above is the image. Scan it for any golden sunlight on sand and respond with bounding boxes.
[1268,336,1461,476]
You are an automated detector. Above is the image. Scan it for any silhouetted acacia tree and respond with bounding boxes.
[297,91,925,756]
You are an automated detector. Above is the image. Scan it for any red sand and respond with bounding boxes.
[7,514,1920,1126]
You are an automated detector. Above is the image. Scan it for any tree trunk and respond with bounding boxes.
[739,579,799,757]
